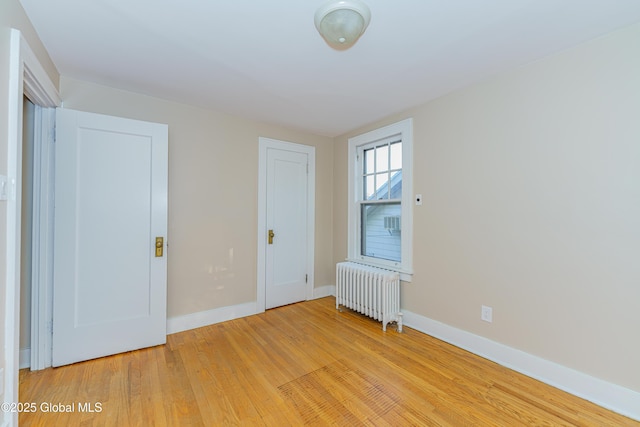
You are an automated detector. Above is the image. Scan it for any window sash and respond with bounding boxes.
[358,137,402,202]
[360,201,401,262]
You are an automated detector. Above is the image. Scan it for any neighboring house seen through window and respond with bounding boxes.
[348,119,413,280]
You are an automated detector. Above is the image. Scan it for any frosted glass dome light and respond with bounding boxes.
[314,0,371,50]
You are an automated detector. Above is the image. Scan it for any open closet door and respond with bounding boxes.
[52,108,168,367]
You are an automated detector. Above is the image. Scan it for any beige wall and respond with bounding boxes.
[60,77,334,318]
[334,23,640,392]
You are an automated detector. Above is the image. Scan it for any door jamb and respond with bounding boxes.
[256,138,315,312]
[29,105,55,370]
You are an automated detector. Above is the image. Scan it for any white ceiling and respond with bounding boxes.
[19,0,640,137]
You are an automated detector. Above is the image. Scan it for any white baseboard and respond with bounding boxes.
[167,287,336,335]
[403,310,640,422]
[312,285,335,299]
[167,301,259,335]
[19,348,30,369]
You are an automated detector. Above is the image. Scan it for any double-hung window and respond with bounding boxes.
[348,119,413,280]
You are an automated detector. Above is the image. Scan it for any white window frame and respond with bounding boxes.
[348,118,413,281]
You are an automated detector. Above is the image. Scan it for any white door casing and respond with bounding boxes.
[5,29,60,427]
[257,138,315,311]
[52,108,168,367]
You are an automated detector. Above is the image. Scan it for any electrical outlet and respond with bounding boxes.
[481,305,493,323]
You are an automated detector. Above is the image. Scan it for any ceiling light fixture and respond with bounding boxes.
[314,0,371,50]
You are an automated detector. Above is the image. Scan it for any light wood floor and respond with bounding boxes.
[19,297,638,426]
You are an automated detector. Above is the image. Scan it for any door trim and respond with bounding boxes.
[257,138,315,312]
[5,28,60,426]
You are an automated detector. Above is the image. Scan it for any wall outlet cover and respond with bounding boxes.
[481,305,493,323]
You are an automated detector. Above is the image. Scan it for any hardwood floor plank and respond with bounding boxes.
[19,297,639,426]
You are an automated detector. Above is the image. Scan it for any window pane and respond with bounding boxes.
[364,175,375,200]
[364,147,374,174]
[390,170,402,199]
[361,203,401,262]
[376,144,389,172]
[390,141,402,170]
[375,173,389,200]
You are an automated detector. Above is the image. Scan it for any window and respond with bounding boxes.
[348,119,413,280]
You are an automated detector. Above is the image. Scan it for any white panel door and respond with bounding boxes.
[52,108,168,367]
[265,148,309,309]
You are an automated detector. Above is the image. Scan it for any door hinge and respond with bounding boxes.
[305,274,308,283]
[306,163,309,174]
